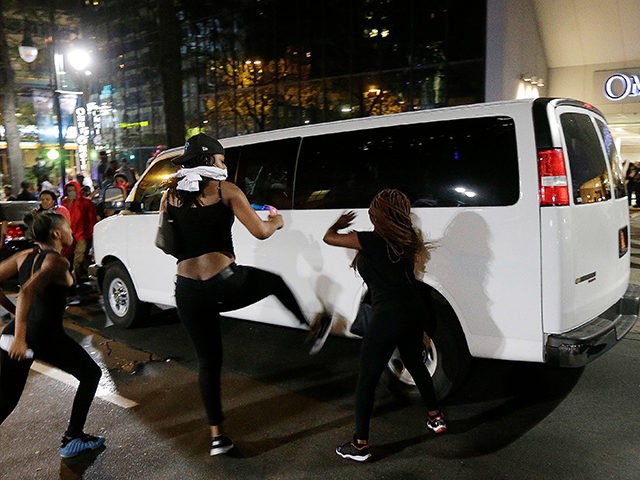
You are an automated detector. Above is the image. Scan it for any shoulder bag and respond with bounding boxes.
[350,290,372,337]
[155,191,178,257]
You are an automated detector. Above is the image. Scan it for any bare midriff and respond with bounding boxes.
[176,251,235,281]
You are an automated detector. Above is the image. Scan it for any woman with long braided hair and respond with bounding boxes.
[324,189,445,462]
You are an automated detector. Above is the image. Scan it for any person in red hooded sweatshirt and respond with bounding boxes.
[61,180,97,282]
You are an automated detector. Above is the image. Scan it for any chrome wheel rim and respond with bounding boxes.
[108,278,130,318]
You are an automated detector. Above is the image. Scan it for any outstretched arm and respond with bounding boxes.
[323,211,362,250]
[228,183,283,240]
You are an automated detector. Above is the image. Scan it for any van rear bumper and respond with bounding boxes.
[545,283,640,367]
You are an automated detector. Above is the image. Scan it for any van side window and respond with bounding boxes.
[294,117,519,209]
[560,113,612,204]
[130,158,179,212]
[235,138,299,210]
[595,119,626,199]
[224,146,240,182]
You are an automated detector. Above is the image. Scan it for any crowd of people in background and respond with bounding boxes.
[0,151,141,300]
[0,151,140,203]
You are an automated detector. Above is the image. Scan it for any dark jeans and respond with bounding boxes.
[354,303,438,441]
[175,264,307,425]
[0,334,102,437]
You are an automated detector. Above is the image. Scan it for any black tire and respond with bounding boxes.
[102,262,150,328]
[383,290,471,401]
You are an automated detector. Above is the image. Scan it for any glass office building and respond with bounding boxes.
[181,0,487,137]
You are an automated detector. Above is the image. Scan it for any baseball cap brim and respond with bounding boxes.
[171,148,192,165]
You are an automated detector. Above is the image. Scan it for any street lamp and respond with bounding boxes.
[67,48,91,71]
[20,22,90,192]
[18,23,38,64]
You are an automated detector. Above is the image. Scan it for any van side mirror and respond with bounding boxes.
[103,186,126,210]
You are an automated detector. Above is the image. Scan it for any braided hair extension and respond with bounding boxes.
[368,189,431,276]
[165,153,214,208]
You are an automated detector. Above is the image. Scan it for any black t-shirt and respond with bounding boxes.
[356,231,418,306]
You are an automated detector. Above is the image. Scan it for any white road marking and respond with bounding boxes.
[30,362,139,409]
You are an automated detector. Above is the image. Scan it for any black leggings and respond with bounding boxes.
[0,333,102,437]
[175,264,307,426]
[355,305,438,440]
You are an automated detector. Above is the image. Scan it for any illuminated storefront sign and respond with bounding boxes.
[88,102,104,149]
[604,73,640,101]
[75,106,90,174]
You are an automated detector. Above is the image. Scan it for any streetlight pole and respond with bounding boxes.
[49,3,67,192]
[20,4,90,193]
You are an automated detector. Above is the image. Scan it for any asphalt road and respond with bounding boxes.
[2,214,640,479]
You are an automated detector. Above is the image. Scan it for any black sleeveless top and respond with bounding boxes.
[167,181,235,262]
[3,247,70,349]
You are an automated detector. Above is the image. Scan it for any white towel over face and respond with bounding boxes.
[173,166,228,192]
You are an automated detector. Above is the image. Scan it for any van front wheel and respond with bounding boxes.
[102,262,150,328]
[383,314,471,401]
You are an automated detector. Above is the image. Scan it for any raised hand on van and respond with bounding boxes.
[323,211,361,250]
[330,211,356,231]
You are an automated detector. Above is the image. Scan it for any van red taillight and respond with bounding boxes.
[538,148,569,206]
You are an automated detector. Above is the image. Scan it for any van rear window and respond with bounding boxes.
[294,116,519,209]
[560,113,612,204]
[595,119,626,200]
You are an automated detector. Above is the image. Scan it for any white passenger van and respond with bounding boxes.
[91,98,639,398]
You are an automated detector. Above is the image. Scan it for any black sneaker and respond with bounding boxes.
[210,435,234,456]
[426,411,447,434]
[308,315,333,355]
[335,437,371,462]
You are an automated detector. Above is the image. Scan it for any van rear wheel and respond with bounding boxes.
[383,300,471,401]
[102,262,150,328]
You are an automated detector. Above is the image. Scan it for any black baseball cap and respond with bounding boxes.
[172,133,225,165]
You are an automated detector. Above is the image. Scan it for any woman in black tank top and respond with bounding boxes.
[0,213,105,459]
[163,133,329,457]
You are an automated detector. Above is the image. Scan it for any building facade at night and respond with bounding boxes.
[1,0,639,186]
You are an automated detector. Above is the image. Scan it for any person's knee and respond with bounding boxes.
[275,275,292,294]
[84,362,102,386]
